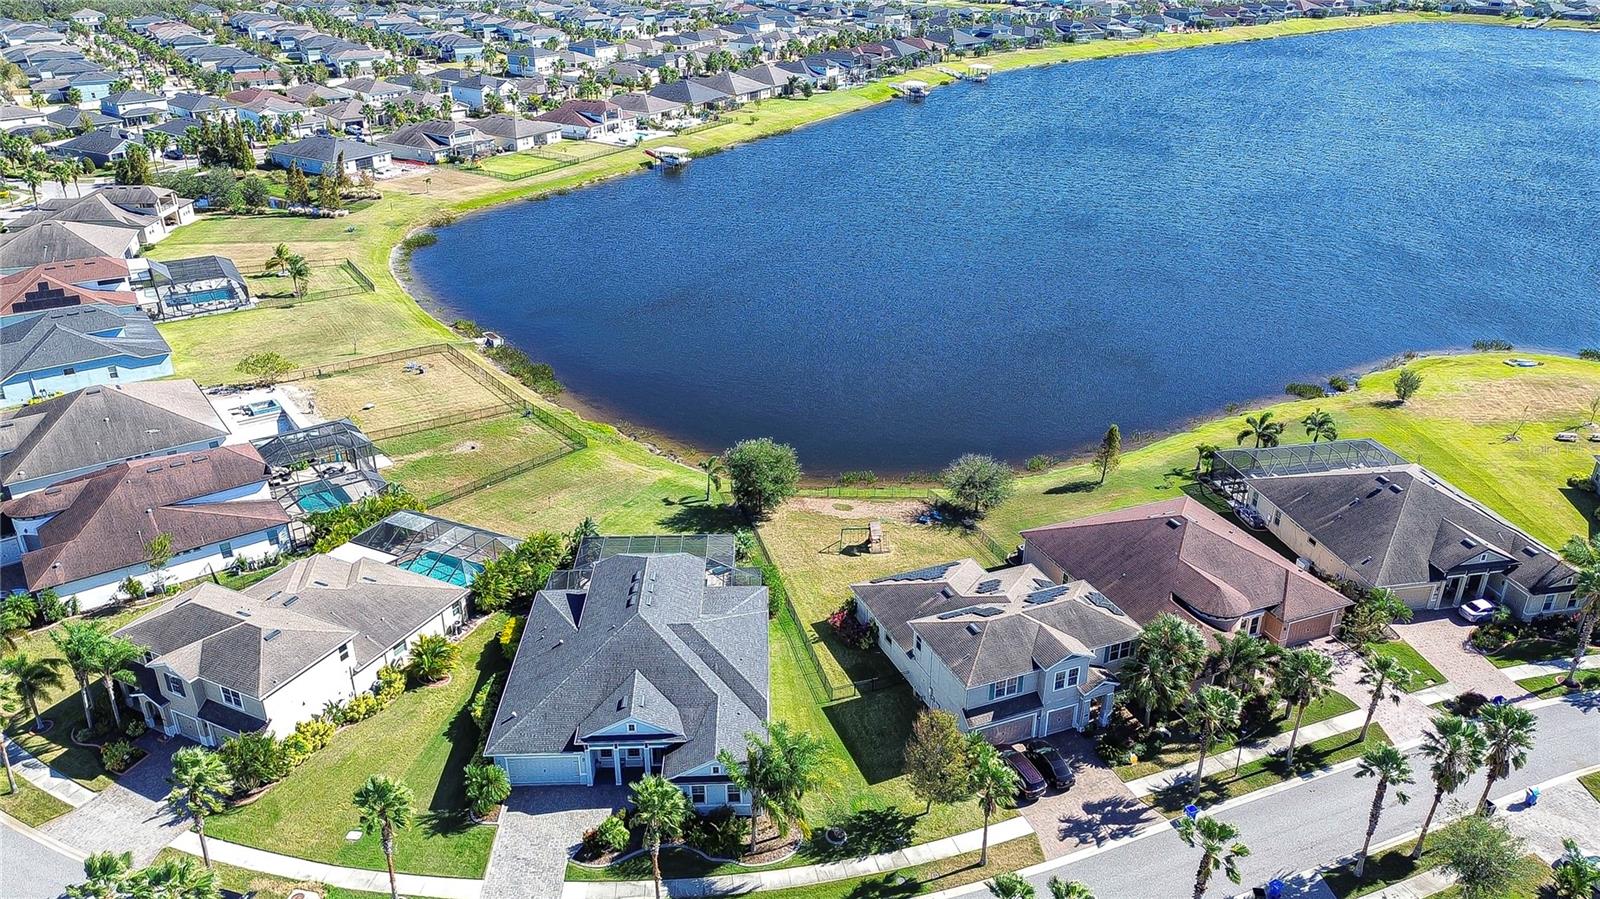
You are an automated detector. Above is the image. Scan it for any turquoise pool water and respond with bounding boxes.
[400,551,483,586]
[294,485,350,513]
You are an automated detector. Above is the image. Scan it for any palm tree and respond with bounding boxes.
[0,675,20,792]
[1355,653,1413,743]
[720,722,825,854]
[1476,702,1536,812]
[1302,408,1337,443]
[405,634,457,684]
[166,747,234,869]
[698,455,725,502]
[51,621,110,732]
[133,855,218,899]
[1352,745,1413,879]
[1208,632,1273,696]
[67,850,134,899]
[966,733,1021,866]
[0,652,65,731]
[1235,411,1285,448]
[1047,878,1096,899]
[1177,814,1250,899]
[353,775,415,899]
[1123,613,1209,726]
[1184,686,1242,794]
[630,774,691,899]
[987,873,1035,898]
[263,243,294,277]
[1276,647,1335,770]
[285,254,312,298]
[1412,714,1487,859]
[89,635,142,730]
[1557,535,1599,688]
[20,166,44,206]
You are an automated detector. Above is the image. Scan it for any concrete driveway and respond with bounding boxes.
[1016,734,1158,859]
[482,786,627,899]
[1390,609,1520,699]
[1506,779,1600,863]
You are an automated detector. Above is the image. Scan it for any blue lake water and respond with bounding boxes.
[413,24,1600,474]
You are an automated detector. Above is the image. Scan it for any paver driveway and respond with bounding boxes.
[41,734,186,866]
[1390,609,1520,700]
[1017,734,1157,859]
[484,786,626,899]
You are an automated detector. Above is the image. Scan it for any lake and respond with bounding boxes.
[411,24,1600,475]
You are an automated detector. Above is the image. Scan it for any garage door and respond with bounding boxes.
[501,754,585,785]
[1044,706,1078,735]
[979,715,1036,746]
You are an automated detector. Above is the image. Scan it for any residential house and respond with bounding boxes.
[94,185,197,232]
[533,99,636,139]
[3,443,289,608]
[0,104,48,131]
[447,73,518,111]
[100,90,169,126]
[0,220,144,273]
[471,114,562,151]
[13,193,168,245]
[168,91,240,121]
[48,126,134,167]
[1,304,172,407]
[852,559,1142,743]
[268,134,393,176]
[648,79,731,114]
[44,106,118,131]
[485,535,768,815]
[607,91,685,125]
[115,553,470,746]
[377,119,495,163]
[1,259,142,318]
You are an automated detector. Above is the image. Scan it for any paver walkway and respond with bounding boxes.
[1390,610,1520,700]
[2,737,95,808]
[169,832,484,899]
[39,735,186,866]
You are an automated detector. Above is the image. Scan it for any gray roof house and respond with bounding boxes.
[470,114,561,152]
[114,553,470,745]
[0,220,142,273]
[485,536,768,813]
[1221,439,1581,621]
[853,559,1142,744]
[0,303,172,407]
[49,126,134,167]
[267,135,392,177]
[376,119,495,163]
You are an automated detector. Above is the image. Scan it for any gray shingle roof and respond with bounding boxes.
[485,551,769,779]
[0,302,170,381]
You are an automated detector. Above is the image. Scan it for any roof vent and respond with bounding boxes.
[235,609,252,617]
[1166,518,1182,529]
[966,623,980,635]
[1388,484,1403,494]
[283,596,299,607]
[1375,475,1390,484]
[312,580,329,587]
[263,628,282,642]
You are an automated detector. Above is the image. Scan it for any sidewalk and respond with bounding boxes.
[1501,653,1600,683]
[561,817,1035,899]
[2,737,95,808]
[170,832,485,899]
[1123,706,1371,799]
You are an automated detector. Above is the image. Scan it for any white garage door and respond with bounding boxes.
[1045,706,1078,735]
[979,715,1036,746]
[501,754,585,785]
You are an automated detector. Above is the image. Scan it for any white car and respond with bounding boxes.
[1458,598,1498,623]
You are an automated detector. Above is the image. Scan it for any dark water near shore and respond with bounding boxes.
[413,24,1600,474]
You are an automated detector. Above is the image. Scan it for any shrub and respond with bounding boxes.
[836,470,878,487]
[307,487,427,554]
[1394,367,1424,403]
[282,732,314,766]
[1471,339,1513,352]
[464,762,511,816]
[1024,454,1056,472]
[1328,375,1353,392]
[684,806,748,859]
[597,812,630,853]
[1446,691,1490,718]
[1285,382,1327,399]
[122,718,146,740]
[343,693,381,723]
[482,344,562,395]
[498,617,523,654]
[218,733,290,793]
[319,699,346,724]
[407,633,459,685]
[427,210,457,228]
[101,740,136,773]
[1567,475,1597,493]
[294,718,335,752]
[452,319,482,338]
[940,453,1015,516]
[401,232,438,252]
[36,590,73,624]
[470,673,505,733]
[376,665,407,704]
[827,599,876,650]
[1580,348,1600,362]
[120,577,147,603]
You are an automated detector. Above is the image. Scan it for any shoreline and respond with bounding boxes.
[391,14,1594,477]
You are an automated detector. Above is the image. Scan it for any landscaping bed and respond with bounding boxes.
[150,848,388,899]
[1113,691,1359,781]
[1147,725,1390,818]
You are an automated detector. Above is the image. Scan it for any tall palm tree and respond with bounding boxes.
[51,621,110,732]
[1355,653,1413,743]
[263,243,294,277]
[0,652,65,731]
[1476,702,1536,812]
[1124,613,1209,726]
[967,733,1021,866]
[20,166,44,206]
[1208,633,1273,697]
[1557,535,1599,688]
[166,747,234,869]
[1353,745,1413,878]
[67,851,134,899]
[719,722,825,854]
[1184,686,1242,794]
[286,254,311,298]
[89,635,142,730]
[353,775,415,899]
[986,873,1035,898]
[1412,714,1487,859]
[698,455,725,502]
[1047,878,1096,899]
[1302,408,1337,443]
[630,774,691,899]
[1177,814,1250,899]
[0,675,20,792]
[1276,647,1335,770]
[1235,411,1285,448]
[134,854,218,899]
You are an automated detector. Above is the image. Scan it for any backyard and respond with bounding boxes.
[378,412,574,503]
[300,349,509,434]
[203,616,506,877]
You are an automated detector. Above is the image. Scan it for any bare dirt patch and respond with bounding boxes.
[452,441,482,453]
[1408,373,1600,425]
[792,497,927,523]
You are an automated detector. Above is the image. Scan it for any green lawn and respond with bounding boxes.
[4,605,156,790]
[0,776,73,827]
[205,617,505,877]
[1365,640,1448,692]
[1148,725,1390,817]
[1580,771,1600,804]
[1322,817,1469,898]
[1516,669,1600,699]
[1431,855,1551,899]
[467,151,570,179]
[301,349,510,434]
[1114,690,1359,781]
[738,837,1043,899]
[151,849,388,899]
[1487,636,1596,669]
[379,413,574,503]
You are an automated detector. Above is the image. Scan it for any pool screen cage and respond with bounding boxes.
[352,511,518,572]
[253,419,379,473]
[1209,438,1408,484]
[546,534,764,591]
[281,470,388,517]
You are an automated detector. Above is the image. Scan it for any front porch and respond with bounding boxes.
[585,742,668,786]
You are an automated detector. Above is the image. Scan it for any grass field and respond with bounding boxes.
[1487,635,1597,669]
[205,617,505,877]
[1113,690,1359,781]
[378,413,573,502]
[0,776,73,827]
[301,350,508,433]
[1147,725,1389,817]
[249,261,370,302]
[151,849,389,899]
[468,152,569,179]
[1365,640,1449,692]
[1322,817,1466,898]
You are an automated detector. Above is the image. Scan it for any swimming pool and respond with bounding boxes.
[293,484,350,513]
[400,551,483,587]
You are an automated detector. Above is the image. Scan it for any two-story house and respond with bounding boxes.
[852,560,1142,744]
[115,554,471,746]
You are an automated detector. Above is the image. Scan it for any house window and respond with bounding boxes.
[1053,671,1066,691]
[1246,615,1262,636]
[1308,537,1318,547]
[63,367,76,375]
[1105,641,1134,662]
[221,541,234,559]
[1568,596,1580,610]
[726,785,742,804]
[626,724,636,733]
[108,365,119,379]
[913,634,922,653]
[1066,668,1080,687]
[165,674,186,696]
[451,600,463,618]
[338,643,350,661]
[690,785,706,804]
[989,676,1023,701]
[220,687,242,707]
[1543,596,1556,613]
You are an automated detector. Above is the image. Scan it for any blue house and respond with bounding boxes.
[0,304,172,406]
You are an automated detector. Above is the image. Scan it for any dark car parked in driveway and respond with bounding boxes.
[1023,738,1076,791]
[1001,748,1047,800]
